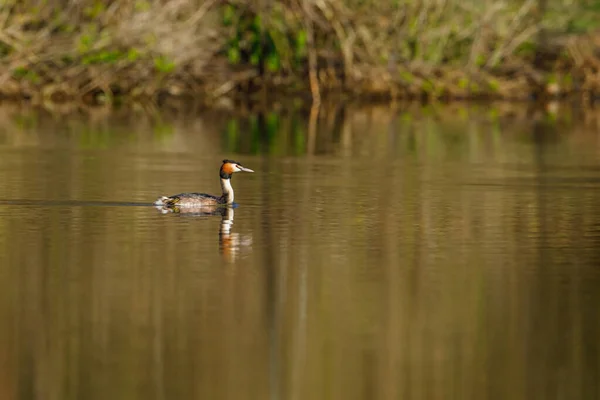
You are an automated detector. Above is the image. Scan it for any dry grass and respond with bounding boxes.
[0,0,225,103]
[0,0,599,105]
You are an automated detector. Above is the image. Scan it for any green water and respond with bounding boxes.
[0,103,598,399]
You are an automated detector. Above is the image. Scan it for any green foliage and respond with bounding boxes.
[223,4,306,74]
[227,46,240,64]
[295,30,307,60]
[0,42,11,58]
[57,23,76,33]
[154,55,175,73]
[399,71,414,83]
[79,47,140,66]
[422,80,435,93]
[488,79,500,93]
[265,53,280,72]
[134,0,151,12]
[515,41,537,58]
[77,24,99,53]
[223,4,236,26]
[73,21,144,67]
[84,1,106,19]
[127,48,140,62]
[565,1,600,33]
[12,67,41,84]
[82,50,123,65]
[474,55,486,67]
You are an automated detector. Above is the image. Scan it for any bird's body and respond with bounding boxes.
[155,192,223,208]
[155,159,254,209]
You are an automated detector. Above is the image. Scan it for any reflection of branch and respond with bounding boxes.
[303,0,321,106]
[307,102,319,156]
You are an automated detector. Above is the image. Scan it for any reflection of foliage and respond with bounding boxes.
[218,102,589,159]
[0,103,586,159]
[11,113,39,130]
[292,117,306,156]
[152,118,175,140]
[78,126,112,149]
[225,112,289,155]
[224,111,314,156]
[0,108,177,150]
[226,119,240,153]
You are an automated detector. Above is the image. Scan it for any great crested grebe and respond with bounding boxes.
[154,159,254,208]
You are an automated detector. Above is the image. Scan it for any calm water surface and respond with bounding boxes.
[0,103,599,399]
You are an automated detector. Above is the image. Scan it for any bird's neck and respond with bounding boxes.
[220,178,234,204]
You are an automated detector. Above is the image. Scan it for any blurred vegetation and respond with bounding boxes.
[0,0,599,105]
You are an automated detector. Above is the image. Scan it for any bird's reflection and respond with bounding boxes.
[154,204,252,261]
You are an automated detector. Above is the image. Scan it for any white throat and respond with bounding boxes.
[221,178,234,204]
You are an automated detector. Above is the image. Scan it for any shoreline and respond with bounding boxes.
[0,91,595,128]
[0,82,597,116]
[2,58,599,109]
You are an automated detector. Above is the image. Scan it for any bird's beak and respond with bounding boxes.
[239,166,254,173]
